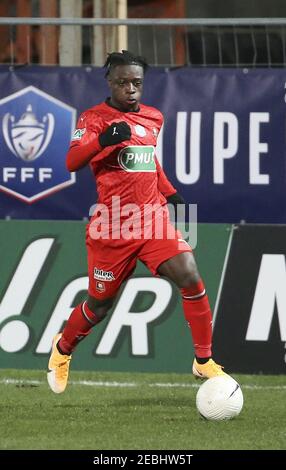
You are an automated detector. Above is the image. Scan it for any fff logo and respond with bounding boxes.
[0,86,76,203]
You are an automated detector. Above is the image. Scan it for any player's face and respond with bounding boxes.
[108,65,144,112]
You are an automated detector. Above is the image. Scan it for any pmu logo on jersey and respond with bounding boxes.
[118,145,155,172]
[0,86,76,203]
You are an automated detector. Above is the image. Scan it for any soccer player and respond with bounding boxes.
[47,50,226,394]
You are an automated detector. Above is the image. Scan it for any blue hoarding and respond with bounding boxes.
[0,66,285,223]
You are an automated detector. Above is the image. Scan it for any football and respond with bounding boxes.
[196,375,243,421]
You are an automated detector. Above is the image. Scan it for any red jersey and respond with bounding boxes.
[66,101,176,212]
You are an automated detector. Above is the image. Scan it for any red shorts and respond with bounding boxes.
[86,209,191,299]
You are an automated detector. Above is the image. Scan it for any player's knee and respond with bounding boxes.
[171,254,200,287]
[175,263,201,288]
[86,295,114,320]
[178,271,200,288]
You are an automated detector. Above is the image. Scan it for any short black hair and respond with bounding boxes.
[104,50,148,78]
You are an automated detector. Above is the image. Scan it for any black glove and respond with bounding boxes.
[99,121,131,147]
[166,192,185,207]
[166,192,186,223]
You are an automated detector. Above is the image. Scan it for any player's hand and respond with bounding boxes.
[166,192,185,207]
[166,192,186,223]
[99,122,131,147]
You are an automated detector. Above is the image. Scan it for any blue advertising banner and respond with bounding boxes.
[0,66,285,223]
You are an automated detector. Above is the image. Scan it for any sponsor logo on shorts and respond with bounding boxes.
[94,267,115,282]
[118,145,155,172]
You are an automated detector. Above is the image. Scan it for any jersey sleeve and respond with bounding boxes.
[155,157,177,197]
[66,111,104,172]
[152,109,176,196]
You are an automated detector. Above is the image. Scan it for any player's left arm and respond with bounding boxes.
[153,108,185,207]
[155,157,185,207]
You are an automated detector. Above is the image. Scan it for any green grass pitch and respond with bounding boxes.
[0,369,285,450]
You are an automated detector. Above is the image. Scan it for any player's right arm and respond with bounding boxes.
[66,111,104,172]
[66,112,131,172]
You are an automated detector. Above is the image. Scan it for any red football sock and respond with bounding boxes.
[181,280,212,358]
[58,302,102,355]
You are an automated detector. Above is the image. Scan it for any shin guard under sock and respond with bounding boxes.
[58,302,102,354]
[181,281,212,358]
